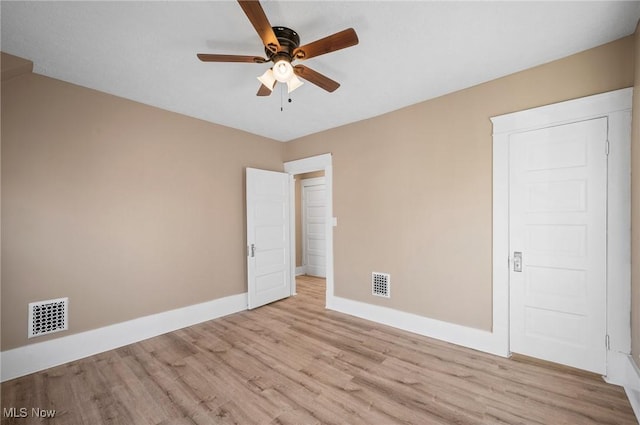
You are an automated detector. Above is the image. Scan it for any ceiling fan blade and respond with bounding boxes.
[294,65,340,92]
[197,54,267,63]
[293,28,358,60]
[237,0,281,54]
[257,83,274,96]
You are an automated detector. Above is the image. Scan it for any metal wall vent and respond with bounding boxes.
[372,272,390,298]
[28,297,68,338]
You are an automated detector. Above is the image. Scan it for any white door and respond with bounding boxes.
[302,178,326,277]
[246,168,291,309]
[509,118,608,374]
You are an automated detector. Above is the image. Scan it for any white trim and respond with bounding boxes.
[622,357,640,421]
[295,266,306,276]
[284,154,334,307]
[626,388,640,424]
[491,87,633,380]
[492,129,511,356]
[1,292,247,382]
[284,153,332,175]
[604,354,640,423]
[491,88,632,134]
[606,109,632,354]
[605,351,640,387]
[329,296,507,357]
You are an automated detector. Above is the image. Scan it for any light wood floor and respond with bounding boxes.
[2,275,637,424]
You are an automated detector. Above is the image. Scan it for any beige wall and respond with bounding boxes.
[285,36,635,331]
[1,52,33,82]
[295,171,324,267]
[632,22,640,369]
[2,33,636,353]
[1,54,284,350]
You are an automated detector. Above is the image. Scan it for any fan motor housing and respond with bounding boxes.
[265,26,300,59]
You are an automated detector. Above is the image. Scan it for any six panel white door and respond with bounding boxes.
[509,118,608,374]
[302,178,326,278]
[246,168,291,309]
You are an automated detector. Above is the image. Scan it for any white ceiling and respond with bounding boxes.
[2,1,639,142]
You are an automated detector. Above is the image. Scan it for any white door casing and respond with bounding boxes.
[246,168,291,309]
[302,177,326,278]
[509,118,608,374]
[492,88,632,383]
[284,154,334,307]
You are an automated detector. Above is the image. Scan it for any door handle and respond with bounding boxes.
[513,251,522,272]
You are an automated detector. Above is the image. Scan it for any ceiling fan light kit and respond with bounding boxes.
[273,59,294,83]
[197,0,359,97]
[286,74,304,94]
[257,68,276,91]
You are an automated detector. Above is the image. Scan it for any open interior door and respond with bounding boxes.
[246,168,291,309]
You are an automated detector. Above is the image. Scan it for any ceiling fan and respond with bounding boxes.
[197,0,359,96]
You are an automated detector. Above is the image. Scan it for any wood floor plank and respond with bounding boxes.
[2,275,636,424]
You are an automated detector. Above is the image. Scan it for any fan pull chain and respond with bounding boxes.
[280,84,284,111]
[279,85,293,112]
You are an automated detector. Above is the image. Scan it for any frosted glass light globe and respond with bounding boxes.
[273,60,294,83]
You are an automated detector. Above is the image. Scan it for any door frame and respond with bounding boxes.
[284,154,334,306]
[491,88,632,382]
[301,176,327,278]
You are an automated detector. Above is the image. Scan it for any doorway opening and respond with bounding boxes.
[284,153,334,307]
[294,172,326,278]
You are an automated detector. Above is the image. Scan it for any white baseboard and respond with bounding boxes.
[295,266,306,276]
[626,387,640,425]
[605,350,636,387]
[1,292,248,382]
[327,295,509,358]
[621,355,640,424]
[627,354,640,391]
